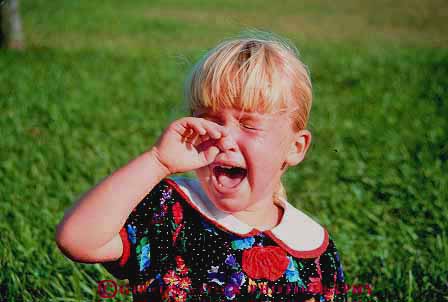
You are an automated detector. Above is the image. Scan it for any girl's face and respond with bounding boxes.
[194,106,308,214]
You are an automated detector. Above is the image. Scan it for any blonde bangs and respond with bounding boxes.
[185,34,312,129]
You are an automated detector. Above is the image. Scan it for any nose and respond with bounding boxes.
[216,131,238,152]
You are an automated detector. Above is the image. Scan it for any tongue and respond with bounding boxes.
[215,168,245,188]
[217,174,242,188]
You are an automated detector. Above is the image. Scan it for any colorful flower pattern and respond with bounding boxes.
[207,253,247,300]
[127,224,137,244]
[285,256,306,289]
[162,255,192,302]
[136,237,150,272]
[103,179,347,302]
[207,265,226,285]
[231,237,255,250]
[242,245,290,281]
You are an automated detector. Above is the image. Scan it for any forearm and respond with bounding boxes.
[55,149,170,259]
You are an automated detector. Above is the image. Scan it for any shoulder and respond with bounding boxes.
[320,236,344,269]
[268,196,329,258]
[318,237,347,293]
[127,178,175,216]
[102,178,191,278]
[134,177,194,209]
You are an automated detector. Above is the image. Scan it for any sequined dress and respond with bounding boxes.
[103,177,347,302]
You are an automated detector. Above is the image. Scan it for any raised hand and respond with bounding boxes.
[150,117,228,175]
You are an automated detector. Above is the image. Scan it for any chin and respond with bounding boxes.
[211,197,248,213]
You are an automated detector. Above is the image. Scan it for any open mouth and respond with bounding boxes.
[212,165,247,189]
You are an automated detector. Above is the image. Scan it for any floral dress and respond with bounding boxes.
[103,177,347,302]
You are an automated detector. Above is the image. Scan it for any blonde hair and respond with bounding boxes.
[184,31,312,200]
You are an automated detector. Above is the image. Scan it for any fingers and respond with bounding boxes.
[196,136,218,153]
[178,117,228,143]
[200,146,220,165]
[181,128,197,144]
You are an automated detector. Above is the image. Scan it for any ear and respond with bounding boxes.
[285,129,312,167]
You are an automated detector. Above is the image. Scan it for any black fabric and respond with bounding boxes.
[102,179,347,302]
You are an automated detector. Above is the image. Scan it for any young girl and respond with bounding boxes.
[56,33,347,302]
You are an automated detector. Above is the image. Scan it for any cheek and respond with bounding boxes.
[243,132,269,150]
[244,138,283,179]
[251,132,288,158]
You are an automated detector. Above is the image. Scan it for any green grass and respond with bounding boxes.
[1,0,447,301]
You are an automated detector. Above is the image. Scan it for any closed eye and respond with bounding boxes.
[241,123,259,130]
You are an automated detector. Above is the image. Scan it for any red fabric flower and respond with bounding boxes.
[175,255,185,267]
[175,255,189,276]
[307,276,323,294]
[178,276,192,290]
[174,290,187,302]
[163,270,180,286]
[172,223,184,245]
[242,246,289,281]
[324,287,335,301]
[172,202,183,225]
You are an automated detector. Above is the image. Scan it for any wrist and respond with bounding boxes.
[147,147,172,178]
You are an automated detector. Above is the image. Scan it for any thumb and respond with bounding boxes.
[200,146,220,165]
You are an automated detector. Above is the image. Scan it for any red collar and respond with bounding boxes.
[167,177,329,258]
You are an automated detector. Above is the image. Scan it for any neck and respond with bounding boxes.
[232,201,284,231]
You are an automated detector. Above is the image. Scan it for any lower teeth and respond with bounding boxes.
[213,166,246,189]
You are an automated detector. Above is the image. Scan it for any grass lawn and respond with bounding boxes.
[1,0,447,301]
